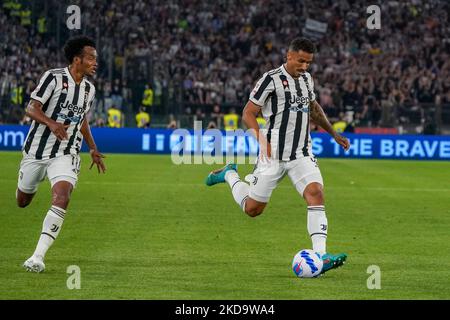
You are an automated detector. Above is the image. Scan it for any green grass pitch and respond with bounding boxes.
[0,151,449,299]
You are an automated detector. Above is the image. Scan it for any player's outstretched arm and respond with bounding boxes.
[310,100,350,151]
[80,119,106,173]
[26,99,69,141]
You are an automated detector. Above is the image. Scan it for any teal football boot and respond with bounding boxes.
[205,164,238,186]
[320,252,347,274]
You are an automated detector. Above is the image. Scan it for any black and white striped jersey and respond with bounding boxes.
[23,67,96,160]
[249,64,316,161]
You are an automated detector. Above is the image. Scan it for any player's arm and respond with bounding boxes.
[243,100,271,158]
[310,100,350,151]
[245,73,275,158]
[26,99,68,141]
[80,119,106,173]
[242,100,261,132]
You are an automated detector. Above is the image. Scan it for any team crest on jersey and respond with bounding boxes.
[61,82,68,94]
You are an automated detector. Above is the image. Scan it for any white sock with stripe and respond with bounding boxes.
[32,206,65,260]
[225,170,249,211]
[307,205,328,255]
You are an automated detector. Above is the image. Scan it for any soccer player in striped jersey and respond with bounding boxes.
[206,38,350,275]
[18,36,106,273]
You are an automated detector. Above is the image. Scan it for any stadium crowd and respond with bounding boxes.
[1,0,449,131]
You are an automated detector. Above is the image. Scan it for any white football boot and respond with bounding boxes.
[23,255,45,273]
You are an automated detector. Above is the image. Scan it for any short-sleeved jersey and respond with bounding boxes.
[23,67,96,160]
[249,64,316,161]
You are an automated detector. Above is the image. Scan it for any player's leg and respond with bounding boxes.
[24,155,79,272]
[243,198,267,217]
[205,160,283,217]
[16,189,35,208]
[303,182,327,254]
[288,158,327,254]
[16,156,47,208]
[287,157,346,273]
[245,160,284,217]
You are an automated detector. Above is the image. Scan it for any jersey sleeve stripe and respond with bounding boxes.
[35,73,55,98]
[289,78,305,161]
[23,121,40,153]
[266,91,277,143]
[277,75,291,159]
[253,74,272,100]
[301,74,312,156]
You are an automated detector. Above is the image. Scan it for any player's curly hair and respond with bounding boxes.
[63,36,96,63]
[289,37,316,53]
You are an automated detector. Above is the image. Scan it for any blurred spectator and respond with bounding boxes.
[141,84,154,109]
[95,117,106,127]
[107,105,123,128]
[194,107,206,122]
[136,106,150,128]
[332,112,347,133]
[111,78,123,109]
[256,116,266,129]
[207,104,223,129]
[167,114,178,129]
[223,108,239,131]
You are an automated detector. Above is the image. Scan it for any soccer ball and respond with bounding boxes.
[292,249,323,278]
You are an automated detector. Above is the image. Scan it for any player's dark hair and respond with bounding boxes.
[288,37,316,53]
[63,36,96,63]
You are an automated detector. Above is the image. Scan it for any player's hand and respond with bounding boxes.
[258,134,272,162]
[334,133,350,151]
[49,121,69,141]
[89,149,106,173]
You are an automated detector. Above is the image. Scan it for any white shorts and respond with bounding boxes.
[17,153,81,194]
[246,156,323,203]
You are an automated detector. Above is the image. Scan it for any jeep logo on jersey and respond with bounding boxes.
[289,95,309,106]
[289,95,310,113]
[59,100,85,115]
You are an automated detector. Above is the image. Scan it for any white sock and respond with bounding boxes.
[33,206,65,260]
[307,205,328,255]
[225,170,249,211]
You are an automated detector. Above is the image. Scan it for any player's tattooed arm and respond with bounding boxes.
[26,99,68,141]
[309,100,334,136]
[310,100,350,151]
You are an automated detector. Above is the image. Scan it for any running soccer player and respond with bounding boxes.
[17,36,106,272]
[206,38,350,274]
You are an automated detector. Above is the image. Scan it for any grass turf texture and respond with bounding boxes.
[0,151,449,299]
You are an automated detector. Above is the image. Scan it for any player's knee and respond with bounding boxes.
[245,205,264,217]
[17,198,30,208]
[52,192,71,208]
[16,191,32,208]
[304,184,324,205]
